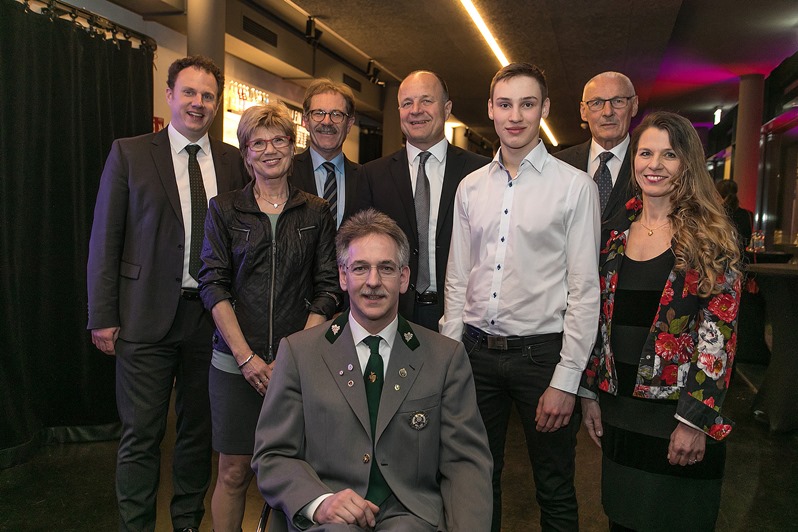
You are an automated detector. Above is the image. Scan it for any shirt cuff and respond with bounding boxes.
[439,317,464,341]
[549,364,582,395]
[302,493,333,523]
[674,414,702,432]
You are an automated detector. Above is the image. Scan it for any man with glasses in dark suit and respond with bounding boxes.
[291,78,361,229]
[555,71,638,233]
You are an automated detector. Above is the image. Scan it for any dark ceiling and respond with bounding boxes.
[263,0,798,147]
[110,0,798,148]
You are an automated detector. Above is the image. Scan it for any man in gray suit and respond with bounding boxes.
[87,56,247,531]
[554,71,638,233]
[252,209,492,531]
[291,78,361,229]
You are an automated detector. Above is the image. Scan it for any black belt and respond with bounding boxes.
[180,287,201,301]
[415,291,438,305]
[464,324,562,351]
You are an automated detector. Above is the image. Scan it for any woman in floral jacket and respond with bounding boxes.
[579,111,741,532]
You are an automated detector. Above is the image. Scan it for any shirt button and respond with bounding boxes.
[501,237,505,242]
[490,320,495,325]
[504,209,508,214]
[509,182,513,187]
[497,264,501,270]
[493,292,497,298]
[363,454,371,463]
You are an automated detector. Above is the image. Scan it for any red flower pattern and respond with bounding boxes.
[708,293,738,323]
[655,333,680,362]
[660,282,674,306]
[708,423,732,440]
[661,364,678,385]
[683,270,699,297]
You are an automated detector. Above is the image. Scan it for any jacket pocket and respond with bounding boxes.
[398,393,440,413]
[119,260,141,279]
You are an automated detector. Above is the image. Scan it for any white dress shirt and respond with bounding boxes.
[406,139,448,292]
[310,148,346,228]
[167,124,218,288]
[441,140,601,393]
[302,313,399,521]
[586,134,630,186]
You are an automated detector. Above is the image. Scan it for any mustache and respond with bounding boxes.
[360,288,387,298]
[314,125,339,134]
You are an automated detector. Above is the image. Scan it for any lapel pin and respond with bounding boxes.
[409,411,428,430]
[403,332,414,342]
[338,370,344,376]
[394,384,400,391]
[347,363,354,371]
[347,380,354,387]
[368,372,377,383]
[331,324,340,335]
[399,368,407,378]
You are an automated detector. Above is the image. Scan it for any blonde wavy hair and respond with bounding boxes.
[631,111,741,297]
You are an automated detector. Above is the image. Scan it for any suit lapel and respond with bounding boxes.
[321,322,373,435]
[437,144,461,240]
[210,137,234,193]
[390,149,418,243]
[603,148,632,222]
[376,318,423,440]
[343,157,360,220]
[150,129,182,223]
[290,150,318,195]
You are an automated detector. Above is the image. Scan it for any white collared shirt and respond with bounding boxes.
[406,138,448,292]
[586,135,630,186]
[349,313,398,375]
[441,140,601,393]
[167,124,218,288]
[310,148,345,228]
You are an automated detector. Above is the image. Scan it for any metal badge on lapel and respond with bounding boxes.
[399,368,407,378]
[403,332,413,343]
[409,411,428,430]
[331,324,340,335]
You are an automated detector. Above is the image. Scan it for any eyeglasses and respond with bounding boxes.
[247,136,291,152]
[582,96,636,112]
[346,262,401,278]
[307,109,349,124]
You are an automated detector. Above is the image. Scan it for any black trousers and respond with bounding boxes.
[463,332,579,532]
[114,297,214,531]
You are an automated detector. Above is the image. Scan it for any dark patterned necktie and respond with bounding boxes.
[362,335,390,504]
[594,151,613,213]
[185,144,206,281]
[414,151,432,293]
[322,161,337,224]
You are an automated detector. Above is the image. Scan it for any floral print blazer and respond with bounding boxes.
[581,197,742,441]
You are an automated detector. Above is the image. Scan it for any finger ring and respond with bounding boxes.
[689,459,696,464]
[256,381,261,387]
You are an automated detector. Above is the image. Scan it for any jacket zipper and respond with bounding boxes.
[267,219,277,362]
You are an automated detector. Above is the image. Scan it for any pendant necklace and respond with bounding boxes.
[639,219,670,236]
[255,186,288,209]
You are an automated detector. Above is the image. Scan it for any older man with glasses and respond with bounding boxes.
[555,71,639,234]
[291,78,362,229]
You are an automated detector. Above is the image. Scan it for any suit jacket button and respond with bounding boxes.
[363,453,371,463]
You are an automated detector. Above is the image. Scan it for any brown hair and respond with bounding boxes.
[302,78,356,116]
[630,111,741,296]
[167,56,224,101]
[490,62,547,101]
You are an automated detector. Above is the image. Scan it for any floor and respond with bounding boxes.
[1,364,796,531]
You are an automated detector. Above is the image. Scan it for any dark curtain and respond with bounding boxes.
[0,0,154,468]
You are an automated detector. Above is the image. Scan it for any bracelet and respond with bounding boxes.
[238,353,256,369]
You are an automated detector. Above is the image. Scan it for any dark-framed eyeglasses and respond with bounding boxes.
[582,96,636,112]
[307,109,349,124]
[247,136,291,152]
[346,261,401,278]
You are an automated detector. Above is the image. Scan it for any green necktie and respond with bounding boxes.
[362,335,390,505]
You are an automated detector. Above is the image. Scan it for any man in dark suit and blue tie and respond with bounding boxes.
[291,78,361,229]
[355,71,490,330]
[87,56,247,532]
[554,72,638,234]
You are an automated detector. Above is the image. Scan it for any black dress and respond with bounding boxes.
[599,250,726,532]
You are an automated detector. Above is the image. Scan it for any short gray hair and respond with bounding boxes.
[336,209,410,268]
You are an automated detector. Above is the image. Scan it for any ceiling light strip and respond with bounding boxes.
[459,0,558,146]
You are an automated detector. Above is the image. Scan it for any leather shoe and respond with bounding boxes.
[174,528,199,532]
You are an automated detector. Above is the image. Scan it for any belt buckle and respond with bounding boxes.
[487,335,507,350]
